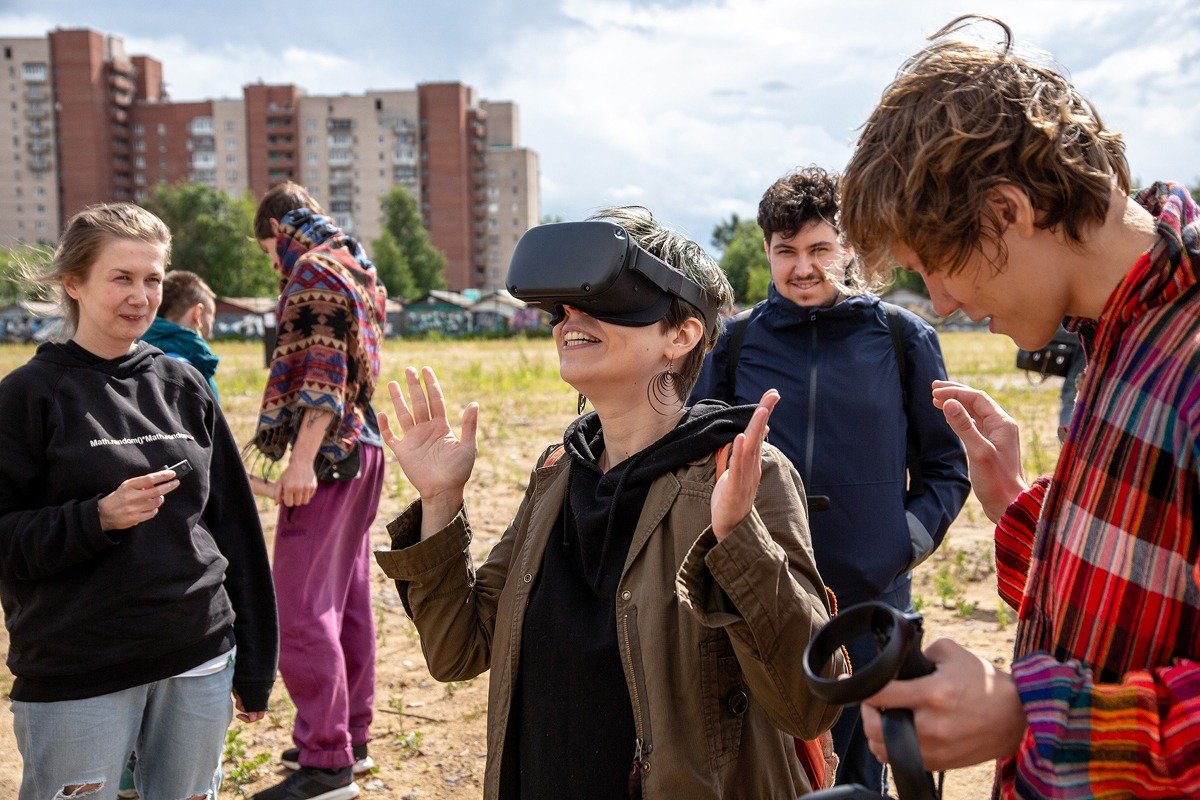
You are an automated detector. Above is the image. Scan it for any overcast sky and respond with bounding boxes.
[4,0,1198,247]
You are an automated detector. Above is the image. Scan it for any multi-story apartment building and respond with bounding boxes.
[0,27,540,292]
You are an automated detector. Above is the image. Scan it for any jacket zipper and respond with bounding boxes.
[805,317,819,478]
[620,607,654,779]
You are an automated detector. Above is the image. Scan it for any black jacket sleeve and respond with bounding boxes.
[202,399,279,712]
[898,314,971,569]
[0,370,119,581]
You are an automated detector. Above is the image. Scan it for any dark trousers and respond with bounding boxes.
[832,578,913,793]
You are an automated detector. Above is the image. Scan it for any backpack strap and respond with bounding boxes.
[723,309,753,397]
[884,303,925,497]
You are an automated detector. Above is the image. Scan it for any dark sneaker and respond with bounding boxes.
[252,766,359,800]
[280,744,374,774]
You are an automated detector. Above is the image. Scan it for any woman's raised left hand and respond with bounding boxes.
[711,389,779,541]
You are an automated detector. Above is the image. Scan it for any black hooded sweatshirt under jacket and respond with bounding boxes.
[513,399,754,799]
[0,341,278,709]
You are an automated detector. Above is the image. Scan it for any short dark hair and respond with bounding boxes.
[253,181,325,240]
[159,270,215,322]
[758,166,840,245]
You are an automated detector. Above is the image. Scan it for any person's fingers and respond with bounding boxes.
[939,398,991,451]
[860,703,888,763]
[379,411,397,446]
[406,366,430,423]
[460,402,480,451]
[422,366,448,423]
[387,380,416,431]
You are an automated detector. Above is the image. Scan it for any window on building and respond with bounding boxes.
[228,154,238,164]
[225,120,235,131]
[3,48,11,60]
[512,202,519,213]
[227,170,238,182]
[305,136,316,146]
[35,220,45,233]
[135,140,145,152]
[34,185,43,197]
[374,98,382,111]
[226,137,237,148]
[135,156,145,168]
[307,119,317,130]
[133,124,144,135]
[157,123,165,136]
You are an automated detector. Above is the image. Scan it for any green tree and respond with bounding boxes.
[710,213,745,252]
[371,230,415,301]
[143,184,276,297]
[715,218,769,303]
[379,186,445,299]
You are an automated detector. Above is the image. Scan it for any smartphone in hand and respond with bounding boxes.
[157,459,193,484]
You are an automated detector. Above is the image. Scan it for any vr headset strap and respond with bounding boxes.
[628,247,716,333]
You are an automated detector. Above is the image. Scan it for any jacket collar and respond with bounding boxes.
[761,284,879,327]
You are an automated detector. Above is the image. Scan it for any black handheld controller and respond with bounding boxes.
[800,602,938,800]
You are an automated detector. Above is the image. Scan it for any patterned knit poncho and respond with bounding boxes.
[253,208,386,465]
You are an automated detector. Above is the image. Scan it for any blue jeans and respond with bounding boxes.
[12,664,233,800]
[832,578,914,794]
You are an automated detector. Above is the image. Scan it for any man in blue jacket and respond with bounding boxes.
[691,166,969,792]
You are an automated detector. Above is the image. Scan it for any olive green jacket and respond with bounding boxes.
[375,443,846,799]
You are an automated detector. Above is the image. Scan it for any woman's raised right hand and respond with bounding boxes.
[380,367,479,517]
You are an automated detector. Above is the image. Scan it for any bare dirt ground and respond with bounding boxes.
[0,336,1041,799]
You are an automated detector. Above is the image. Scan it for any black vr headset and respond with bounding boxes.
[505,221,720,335]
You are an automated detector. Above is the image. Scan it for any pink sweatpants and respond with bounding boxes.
[273,444,384,769]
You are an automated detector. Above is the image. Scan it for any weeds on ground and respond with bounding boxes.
[223,727,271,794]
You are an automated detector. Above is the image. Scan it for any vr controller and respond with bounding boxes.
[802,602,938,800]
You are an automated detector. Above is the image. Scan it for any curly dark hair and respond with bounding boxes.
[757,166,841,245]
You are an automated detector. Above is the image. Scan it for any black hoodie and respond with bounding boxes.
[0,341,278,709]
[514,400,754,799]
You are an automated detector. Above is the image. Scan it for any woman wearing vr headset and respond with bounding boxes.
[375,207,846,799]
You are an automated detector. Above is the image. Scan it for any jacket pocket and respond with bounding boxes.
[699,634,746,770]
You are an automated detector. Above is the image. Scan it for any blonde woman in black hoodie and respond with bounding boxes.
[0,204,277,800]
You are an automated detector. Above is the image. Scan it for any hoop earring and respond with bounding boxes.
[577,393,588,415]
[647,356,684,415]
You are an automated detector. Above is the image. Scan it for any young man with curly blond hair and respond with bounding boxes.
[840,15,1200,799]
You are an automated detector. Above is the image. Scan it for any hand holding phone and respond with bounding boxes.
[164,458,193,480]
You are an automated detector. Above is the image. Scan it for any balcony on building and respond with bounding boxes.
[23,85,49,103]
[330,200,353,214]
[190,169,217,185]
[327,149,353,167]
[20,63,48,83]
[113,172,133,188]
[191,152,218,170]
[188,117,215,136]
[190,134,215,151]
[28,156,52,173]
[111,107,129,124]
[391,148,417,166]
[267,134,294,146]
[393,165,417,183]
[24,105,49,121]
[26,139,51,156]
[328,133,354,148]
[329,169,354,189]
[108,71,135,96]
[327,118,354,133]
[26,122,50,138]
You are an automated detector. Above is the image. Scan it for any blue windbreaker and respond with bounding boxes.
[691,287,969,605]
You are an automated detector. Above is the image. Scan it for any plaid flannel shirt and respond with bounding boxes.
[992,183,1200,798]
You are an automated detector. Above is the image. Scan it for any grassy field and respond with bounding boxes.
[0,331,1066,798]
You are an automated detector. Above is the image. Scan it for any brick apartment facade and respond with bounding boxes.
[0,28,540,292]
